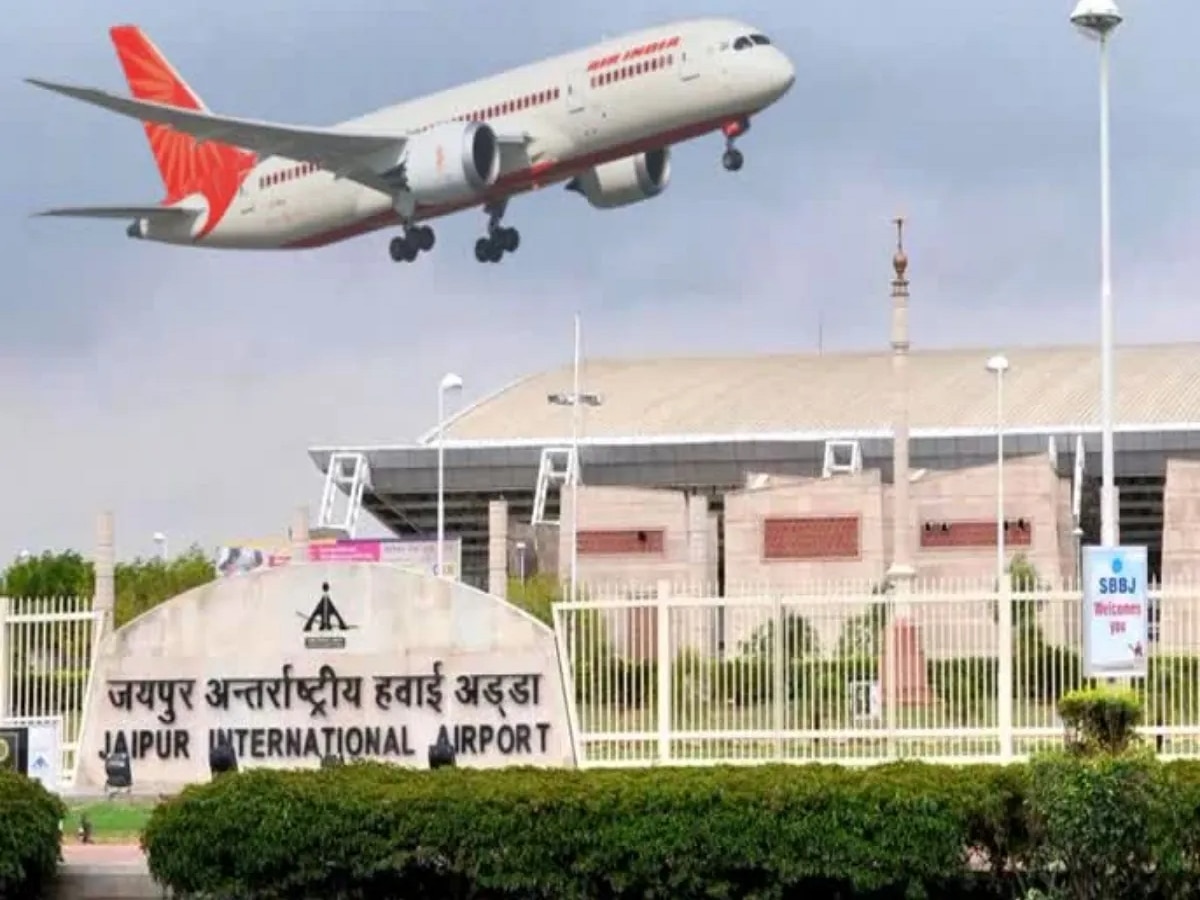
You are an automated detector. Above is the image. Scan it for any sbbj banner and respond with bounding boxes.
[1082,545,1149,678]
[0,727,29,775]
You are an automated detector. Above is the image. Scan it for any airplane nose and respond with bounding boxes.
[776,54,796,93]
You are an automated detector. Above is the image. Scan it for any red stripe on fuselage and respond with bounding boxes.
[279,111,748,250]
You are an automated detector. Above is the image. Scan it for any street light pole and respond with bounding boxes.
[548,313,602,604]
[437,372,464,577]
[1071,0,1122,547]
[570,313,581,601]
[986,352,1012,758]
[986,355,1010,584]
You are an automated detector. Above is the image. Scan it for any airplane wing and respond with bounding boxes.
[27,78,532,194]
[26,78,404,191]
[33,204,196,222]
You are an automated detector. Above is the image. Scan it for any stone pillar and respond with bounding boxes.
[290,506,310,566]
[94,511,115,637]
[488,499,509,598]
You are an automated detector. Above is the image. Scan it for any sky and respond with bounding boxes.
[1,0,1197,562]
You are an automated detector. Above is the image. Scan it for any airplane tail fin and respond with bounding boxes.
[108,25,253,203]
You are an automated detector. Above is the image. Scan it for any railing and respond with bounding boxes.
[0,596,102,785]
[552,578,1200,768]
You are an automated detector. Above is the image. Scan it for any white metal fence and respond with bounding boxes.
[0,596,102,785]
[552,578,1200,768]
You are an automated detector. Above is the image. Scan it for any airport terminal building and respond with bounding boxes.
[310,343,1200,592]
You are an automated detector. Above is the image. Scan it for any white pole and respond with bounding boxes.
[996,370,1005,583]
[1098,32,1117,548]
[437,387,446,577]
[570,313,581,603]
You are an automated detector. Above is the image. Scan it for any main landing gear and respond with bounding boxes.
[474,201,520,263]
[388,225,435,263]
[721,117,749,172]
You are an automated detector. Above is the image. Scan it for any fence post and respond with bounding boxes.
[772,590,785,761]
[93,512,115,638]
[0,596,8,720]
[997,579,1014,761]
[656,580,671,765]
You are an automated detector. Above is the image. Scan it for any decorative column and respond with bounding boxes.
[881,218,930,712]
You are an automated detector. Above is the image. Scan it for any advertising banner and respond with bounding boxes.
[217,538,461,580]
[1081,545,1149,678]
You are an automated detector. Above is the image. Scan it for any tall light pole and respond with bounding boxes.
[548,313,602,603]
[1071,0,1122,547]
[986,355,1010,585]
[437,372,464,577]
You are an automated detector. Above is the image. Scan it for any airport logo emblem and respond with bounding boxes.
[300,582,356,649]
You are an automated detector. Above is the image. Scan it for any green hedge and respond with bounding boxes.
[141,758,1200,899]
[0,770,65,898]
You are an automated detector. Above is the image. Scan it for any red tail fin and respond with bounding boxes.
[109,25,253,212]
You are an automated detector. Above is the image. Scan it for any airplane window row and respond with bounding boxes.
[257,85,564,190]
[259,162,317,189]
[590,53,674,88]
[454,86,561,123]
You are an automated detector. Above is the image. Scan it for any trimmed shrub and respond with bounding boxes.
[0,770,65,898]
[145,760,1192,899]
[1026,747,1189,899]
[1058,685,1142,754]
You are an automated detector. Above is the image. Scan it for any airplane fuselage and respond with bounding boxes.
[184,19,792,249]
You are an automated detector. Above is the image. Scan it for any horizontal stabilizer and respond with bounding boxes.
[33,204,198,222]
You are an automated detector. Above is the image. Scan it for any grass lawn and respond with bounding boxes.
[61,797,157,844]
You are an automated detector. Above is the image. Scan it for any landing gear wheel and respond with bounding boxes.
[413,226,435,252]
[722,148,744,172]
[389,235,416,262]
[475,237,496,263]
[498,227,520,253]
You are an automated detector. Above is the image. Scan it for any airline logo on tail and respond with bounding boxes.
[109,25,255,235]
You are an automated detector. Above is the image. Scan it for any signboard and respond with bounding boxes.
[1,718,61,791]
[0,726,27,775]
[1082,545,1149,678]
[75,563,573,790]
[217,538,462,580]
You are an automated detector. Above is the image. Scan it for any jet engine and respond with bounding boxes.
[386,121,500,206]
[565,148,671,209]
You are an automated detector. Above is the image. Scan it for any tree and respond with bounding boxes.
[1,546,216,627]
[113,546,216,627]
[0,550,94,598]
[504,573,559,627]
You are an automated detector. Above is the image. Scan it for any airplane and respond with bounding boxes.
[26,19,795,264]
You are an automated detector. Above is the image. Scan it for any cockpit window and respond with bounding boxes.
[750,33,771,45]
[733,35,753,50]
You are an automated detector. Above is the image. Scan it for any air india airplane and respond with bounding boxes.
[27,20,795,264]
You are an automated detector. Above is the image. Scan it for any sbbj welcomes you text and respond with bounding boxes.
[100,661,555,763]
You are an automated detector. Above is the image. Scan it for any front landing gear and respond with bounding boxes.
[721,117,750,172]
[387,225,435,263]
[474,201,520,263]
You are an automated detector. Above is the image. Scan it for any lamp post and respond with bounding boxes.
[547,314,602,603]
[1070,0,1122,547]
[437,372,464,577]
[987,352,1013,759]
[986,355,1010,585]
